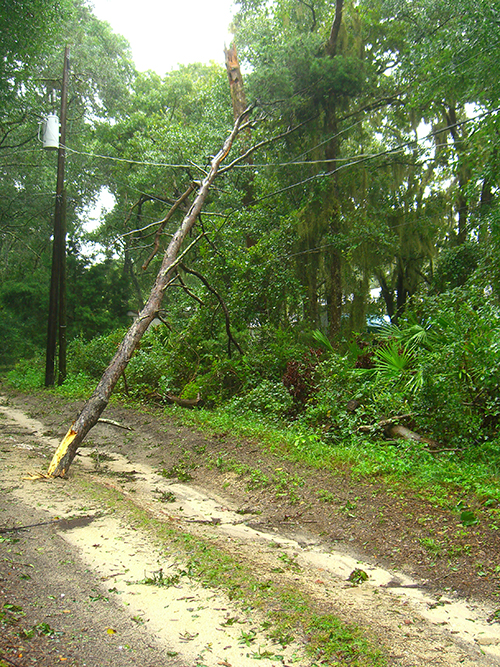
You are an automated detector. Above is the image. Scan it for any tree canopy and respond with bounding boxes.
[2,0,500,460]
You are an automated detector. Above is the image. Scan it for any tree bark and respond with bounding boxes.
[384,424,439,449]
[224,43,256,246]
[47,114,247,477]
[224,44,248,123]
[327,0,344,57]
[446,105,470,245]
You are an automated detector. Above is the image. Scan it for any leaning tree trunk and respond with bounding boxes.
[47,114,246,477]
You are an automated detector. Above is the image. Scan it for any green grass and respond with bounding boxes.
[181,405,500,505]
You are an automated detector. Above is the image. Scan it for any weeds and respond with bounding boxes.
[238,629,257,645]
[307,614,385,665]
[154,488,177,503]
[160,461,195,482]
[135,568,186,587]
[419,537,443,557]
[317,489,336,503]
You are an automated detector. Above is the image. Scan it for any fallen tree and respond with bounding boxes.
[47,113,248,478]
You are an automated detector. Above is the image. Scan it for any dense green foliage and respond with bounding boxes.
[2,0,500,498]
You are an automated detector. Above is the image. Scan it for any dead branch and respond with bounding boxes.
[46,112,248,478]
[141,183,196,271]
[120,193,183,239]
[174,271,205,305]
[97,418,133,431]
[357,414,439,449]
[357,414,415,432]
[384,424,439,449]
[165,393,202,408]
[218,117,314,175]
[180,263,243,357]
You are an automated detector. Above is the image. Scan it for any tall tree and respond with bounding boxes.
[0,0,135,364]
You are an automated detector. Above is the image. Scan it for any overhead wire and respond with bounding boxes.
[84,101,499,260]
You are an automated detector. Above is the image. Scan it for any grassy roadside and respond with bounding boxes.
[5,335,500,510]
[3,373,500,604]
[177,405,500,512]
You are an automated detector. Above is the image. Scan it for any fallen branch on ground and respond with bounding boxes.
[357,414,439,449]
[356,414,415,432]
[165,393,202,408]
[97,418,133,431]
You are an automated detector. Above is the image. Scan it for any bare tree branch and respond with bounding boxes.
[141,183,196,271]
[180,263,243,358]
[218,117,315,175]
[174,271,205,305]
[298,0,316,32]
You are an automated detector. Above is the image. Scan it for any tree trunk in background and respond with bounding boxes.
[224,43,256,247]
[446,104,470,245]
[324,1,344,337]
[47,115,246,478]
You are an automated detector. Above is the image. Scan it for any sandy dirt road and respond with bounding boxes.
[1,390,500,666]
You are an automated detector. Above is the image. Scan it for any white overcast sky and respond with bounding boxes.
[89,0,236,74]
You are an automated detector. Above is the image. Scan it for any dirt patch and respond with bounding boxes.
[1,387,500,666]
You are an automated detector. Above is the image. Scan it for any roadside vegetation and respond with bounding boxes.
[6,263,500,510]
[2,0,499,498]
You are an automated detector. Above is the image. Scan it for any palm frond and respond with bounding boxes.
[312,329,334,354]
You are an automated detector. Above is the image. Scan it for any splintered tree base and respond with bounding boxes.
[47,427,77,476]
[46,113,247,478]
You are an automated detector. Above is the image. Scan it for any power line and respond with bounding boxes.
[45,103,498,176]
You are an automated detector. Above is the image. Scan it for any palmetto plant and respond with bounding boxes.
[369,339,425,393]
[373,315,452,351]
[356,317,437,393]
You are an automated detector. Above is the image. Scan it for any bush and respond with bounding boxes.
[282,348,322,411]
[6,357,44,390]
[68,329,127,380]
[432,242,482,292]
[228,379,293,418]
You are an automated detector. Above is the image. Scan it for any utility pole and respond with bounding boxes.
[45,45,69,387]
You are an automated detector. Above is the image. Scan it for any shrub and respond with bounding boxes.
[68,329,127,380]
[228,379,293,418]
[282,348,322,410]
[6,357,44,390]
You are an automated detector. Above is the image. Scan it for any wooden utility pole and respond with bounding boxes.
[45,46,69,386]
